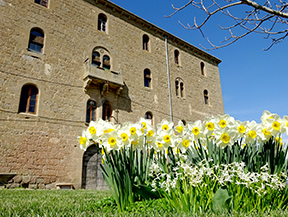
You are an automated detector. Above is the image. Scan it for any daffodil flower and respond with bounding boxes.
[78,130,90,151]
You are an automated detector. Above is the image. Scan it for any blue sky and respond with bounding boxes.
[110,0,288,123]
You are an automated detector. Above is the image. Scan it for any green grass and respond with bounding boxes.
[1,189,288,216]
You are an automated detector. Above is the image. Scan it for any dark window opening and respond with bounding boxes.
[98,14,107,33]
[103,55,110,70]
[19,85,39,114]
[204,90,209,105]
[180,82,184,97]
[145,112,153,125]
[86,100,97,123]
[103,103,112,122]
[174,50,179,64]
[144,69,151,88]
[28,28,44,53]
[201,62,205,76]
[143,34,149,51]
[92,51,101,67]
[35,0,48,7]
[175,80,179,96]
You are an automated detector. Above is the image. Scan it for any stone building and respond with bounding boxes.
[0,0,224,189]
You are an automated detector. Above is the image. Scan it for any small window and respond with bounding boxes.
[92,51,101,67]
[181,120,186,126]
[145,112,153,125]
[86,100,97,123]
[144,69,151,88]
[28,28,44,53]
[103,55,111,70]
[103,103,112,122]
[204,90,209,105]
[174,50,180,65]
[35,0,48,7]
[201,62,205,76]
[143,34,149,51]
[98,14,107,33]
[18,85,39,114]
[175,78,184,97]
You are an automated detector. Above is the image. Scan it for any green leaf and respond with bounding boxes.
[212,187,232,214]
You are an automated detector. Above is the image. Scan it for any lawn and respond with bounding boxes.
[1,189,288,216]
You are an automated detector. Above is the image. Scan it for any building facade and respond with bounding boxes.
[0,0,224,189]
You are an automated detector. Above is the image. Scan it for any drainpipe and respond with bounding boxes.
[165,35,173,122]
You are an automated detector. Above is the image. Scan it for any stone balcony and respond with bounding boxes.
[84,60,124,95]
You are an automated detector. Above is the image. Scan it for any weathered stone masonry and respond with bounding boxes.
[0,0,224,189]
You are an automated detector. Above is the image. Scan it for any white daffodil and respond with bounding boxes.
[139,117,154,133]
[145,127,156,148]
[156,119,174,133]
[203,116,216,136]
[187,120,204,141]
[78,130,90,151]
[283,115,288,135]
[260,110,275,123]
[177,134,193,153]
[155,129,177,151]
[235,120,249,138]
[214,128,237,148]
[175,120,187,135]
[266,115,286,136]
[214,114,235,130]
[86,119,106,142]
[101,131,123,152]
[243,121,261,144]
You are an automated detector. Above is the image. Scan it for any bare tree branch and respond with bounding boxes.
[167,0,288,50]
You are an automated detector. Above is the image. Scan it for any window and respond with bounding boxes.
[174,50,180,65]
[98,14,107,33]
[201,62,205,76]
[143,34,149,51]
[145,112,153,125]
[175,78,184,97]
[35,0,48,7]
[204,90,209,105]
[28,28,44,53]
[103,55,111,70]
[103,103,112,122]
[86,100,97,123]
[92,51,101,66]
[181,120,186,126]
[18,85,39,114]
[144,69,151,88]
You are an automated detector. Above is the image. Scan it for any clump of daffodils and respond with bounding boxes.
[78,110,288,153]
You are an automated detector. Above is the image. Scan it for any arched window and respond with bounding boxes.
[201,62,205,76]
[98,14,107,33]
[181,120,186,126]
[174,50,180,65]
[103,103,112,122]
[28,28,44,53]
[143,34,149,51]
[175,78,184,97]
[35,0,48,7]
[144,69,151,88]
[18,84,39,114]
[86,100,97,123]
[92,51,101,66]
[103,55,111,70]
[204,90,209,105]
[145,112,153,125]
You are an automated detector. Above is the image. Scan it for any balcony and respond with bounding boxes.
[84,60,124,94]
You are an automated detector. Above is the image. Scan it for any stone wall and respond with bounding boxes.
[0,0,224,189]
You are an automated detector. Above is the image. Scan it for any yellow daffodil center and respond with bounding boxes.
[157,142,163,148]
[192,127,200,135]
[141,128,145,134]
[176,125,183,133]
[238,125,246,134]
[221,133,230,144]
[163,135,171,143]
[130,127,137,135]
[248,130,257,139]
[219,120,227,128]
[183,139,190,148]
[268,117,273,119]
[286,122,288,128]
[104,128,114,134]
[276,137,283,146]
[79,136,87,145]
[175,148,180,154]
[131,140,139,145]
[147,130,154,137]
[272,121,281,131]
[206,122,215,131]
[108,137,117,146]
[262,128,271,136]
[121,133,128,141]
[89,126,96,135]
[162,124,169,130]
[142,122,147,129]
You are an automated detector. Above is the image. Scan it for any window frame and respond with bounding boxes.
[174,50,180,65]
[175,78,184,98]
[86,100,97,123]
[144,69,151,88]
[145,112,153,125]
[28,28,44,53]
[204,89,209,105]
[201,62,205,76]
[103,103,112,122]
[34,0,48,8]
[143,34,149,51]
[98,14,107,33]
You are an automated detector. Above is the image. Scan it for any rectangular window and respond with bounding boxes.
[35,0,48,7]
